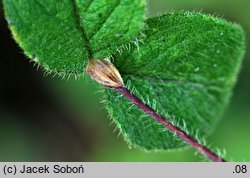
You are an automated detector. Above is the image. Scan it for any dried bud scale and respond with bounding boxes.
[86,59,124,88]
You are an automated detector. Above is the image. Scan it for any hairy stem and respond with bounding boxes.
[114,86,226,162]
[86,59,226,162]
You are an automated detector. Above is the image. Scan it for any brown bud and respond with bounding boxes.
[86,59,124,88]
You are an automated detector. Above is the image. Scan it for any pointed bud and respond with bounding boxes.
[86,59,124,88]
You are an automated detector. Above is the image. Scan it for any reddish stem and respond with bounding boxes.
[114,86,226,162]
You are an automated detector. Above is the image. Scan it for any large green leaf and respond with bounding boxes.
[3,0,245,151]
[106,13,245,150]
[3,0,145,74]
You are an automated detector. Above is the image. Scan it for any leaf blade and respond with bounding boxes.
[3,0,145,74]
[106,13,245,150]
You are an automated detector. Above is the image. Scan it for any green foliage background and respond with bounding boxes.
[0,0,249,161]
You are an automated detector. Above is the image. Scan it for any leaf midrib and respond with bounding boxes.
[72,0,92,58]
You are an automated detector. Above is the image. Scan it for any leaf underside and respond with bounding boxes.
[106,13,245,150]
[3,0,145,75]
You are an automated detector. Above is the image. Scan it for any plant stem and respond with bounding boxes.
[86,59,226,162]
[114,86,226,162]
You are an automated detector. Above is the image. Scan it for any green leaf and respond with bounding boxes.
[3,0,145,74]
[106,13,245,150]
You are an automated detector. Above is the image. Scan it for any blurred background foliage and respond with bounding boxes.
[0,0,249,161]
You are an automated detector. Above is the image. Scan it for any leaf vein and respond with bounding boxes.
[89,0,122,40]
[71,0,92,58]
[84,0,94,13]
